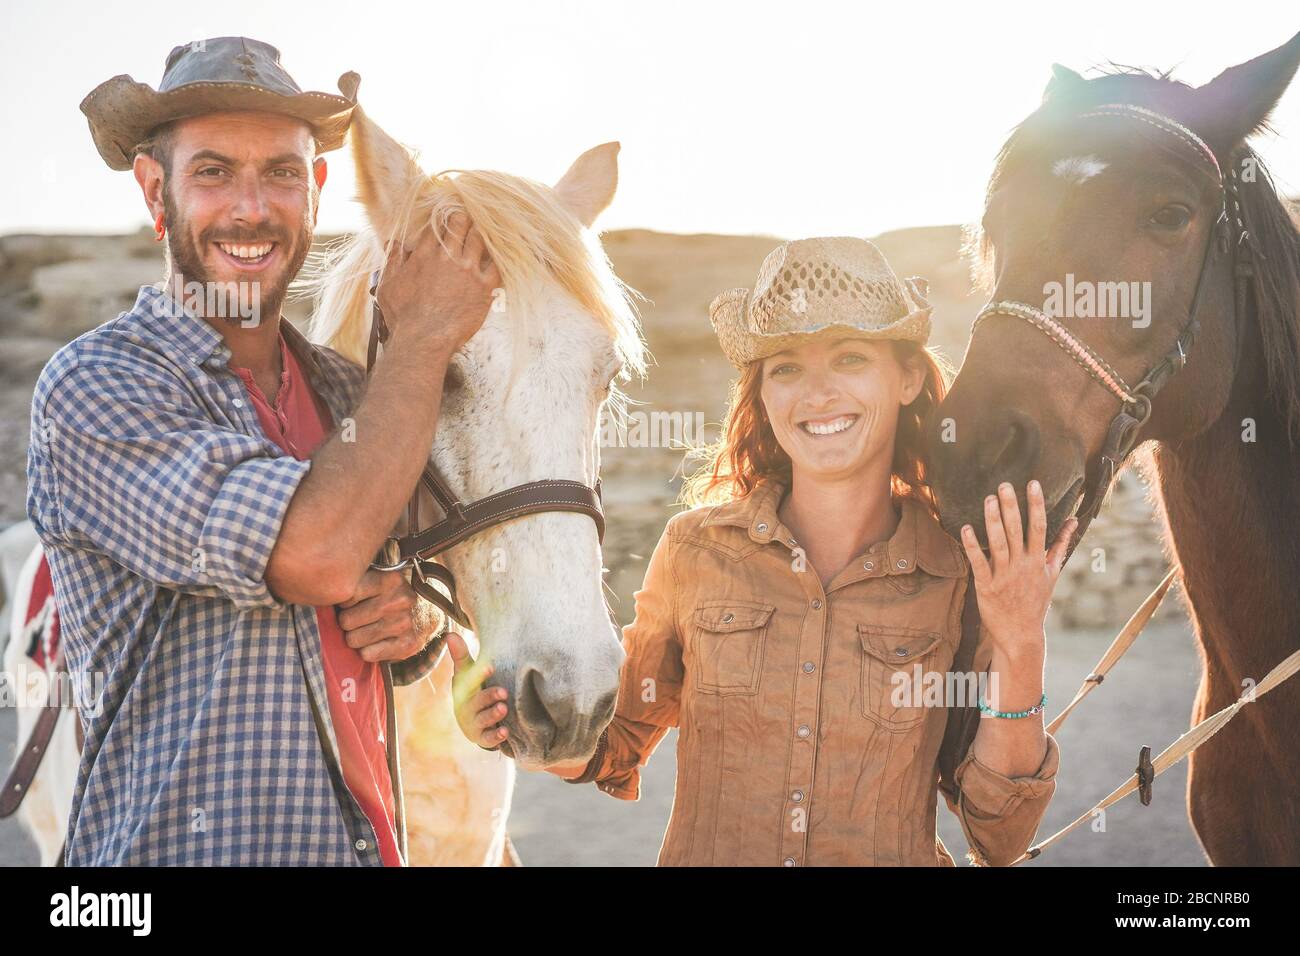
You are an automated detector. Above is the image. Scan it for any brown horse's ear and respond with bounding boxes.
[1190,31,1300,153]
[1042,63,1086,104]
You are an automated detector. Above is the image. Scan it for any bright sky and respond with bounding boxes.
[2,1,1296,238]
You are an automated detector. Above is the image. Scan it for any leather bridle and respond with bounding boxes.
[970,104,1256,549]
[364,275,606,631]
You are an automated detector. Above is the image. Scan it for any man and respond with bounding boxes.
[26,37,500,865]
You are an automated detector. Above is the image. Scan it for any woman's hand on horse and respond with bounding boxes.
[446,631,511,751]
[959,480,1077,657]
[376,210,502,358]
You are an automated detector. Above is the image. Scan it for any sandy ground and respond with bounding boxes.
[2,611,1209,867]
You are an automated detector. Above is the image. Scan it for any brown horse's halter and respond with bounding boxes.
[970,103,1256,539]
[364,274,606,631]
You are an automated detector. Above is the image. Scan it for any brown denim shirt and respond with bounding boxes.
[570,477,1059,866]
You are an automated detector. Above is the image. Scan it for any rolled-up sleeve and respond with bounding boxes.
[28,358,308,612]
[566,520,683,799]
[943,730,1059,866]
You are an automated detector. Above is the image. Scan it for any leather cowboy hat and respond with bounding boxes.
[709,237,933,369]
[80,36,360,171]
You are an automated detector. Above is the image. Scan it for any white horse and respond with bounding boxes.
[3,108,645,865]
[3,521,80,867]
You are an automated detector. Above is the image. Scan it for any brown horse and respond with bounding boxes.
[928,34,1300,865]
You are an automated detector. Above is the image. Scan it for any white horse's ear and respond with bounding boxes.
[554,142,620,227]
[349,105,427,242]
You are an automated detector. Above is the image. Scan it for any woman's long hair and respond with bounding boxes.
[681,340,954,519]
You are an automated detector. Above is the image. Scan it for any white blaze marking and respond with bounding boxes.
[1053,155,1108,184]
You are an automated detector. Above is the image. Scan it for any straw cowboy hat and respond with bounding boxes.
[709,237,933,369]
[80,36,360,171]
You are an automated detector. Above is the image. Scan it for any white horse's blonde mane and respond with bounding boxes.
[304,169,647,384]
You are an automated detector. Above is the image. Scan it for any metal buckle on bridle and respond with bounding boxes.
[1093,389,1152,501]
[1060,324,1163,533]
[1125,388,1154,429]
[371,536,412,573]
[360,269,607,634]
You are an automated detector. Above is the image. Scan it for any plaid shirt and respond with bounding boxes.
[26,284,444,866]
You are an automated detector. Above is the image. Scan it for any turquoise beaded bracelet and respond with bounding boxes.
[978,692,1047,719]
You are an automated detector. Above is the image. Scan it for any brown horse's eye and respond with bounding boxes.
[1149,204,1192,230]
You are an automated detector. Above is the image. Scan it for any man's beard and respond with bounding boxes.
[161,184,313,326]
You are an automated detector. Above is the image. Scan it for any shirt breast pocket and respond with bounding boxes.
[858,624,954,732]
[689,601,775,696]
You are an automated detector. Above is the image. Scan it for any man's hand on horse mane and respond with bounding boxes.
[336,568,444,663]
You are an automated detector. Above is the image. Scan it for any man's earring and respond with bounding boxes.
[154,212,166,242]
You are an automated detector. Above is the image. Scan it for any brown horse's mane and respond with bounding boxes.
[1237,156,1300,447]
[965,67,1300,446]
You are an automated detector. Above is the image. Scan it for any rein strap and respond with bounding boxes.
[362,272,606,631]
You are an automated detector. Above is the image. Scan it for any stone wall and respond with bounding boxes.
[1048,468,1181,630]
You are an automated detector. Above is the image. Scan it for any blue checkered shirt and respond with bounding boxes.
[26,284,443,866]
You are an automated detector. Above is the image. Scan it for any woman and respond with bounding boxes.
[451,237,1075,866]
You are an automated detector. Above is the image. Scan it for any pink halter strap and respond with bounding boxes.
[971,301,1139,404]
